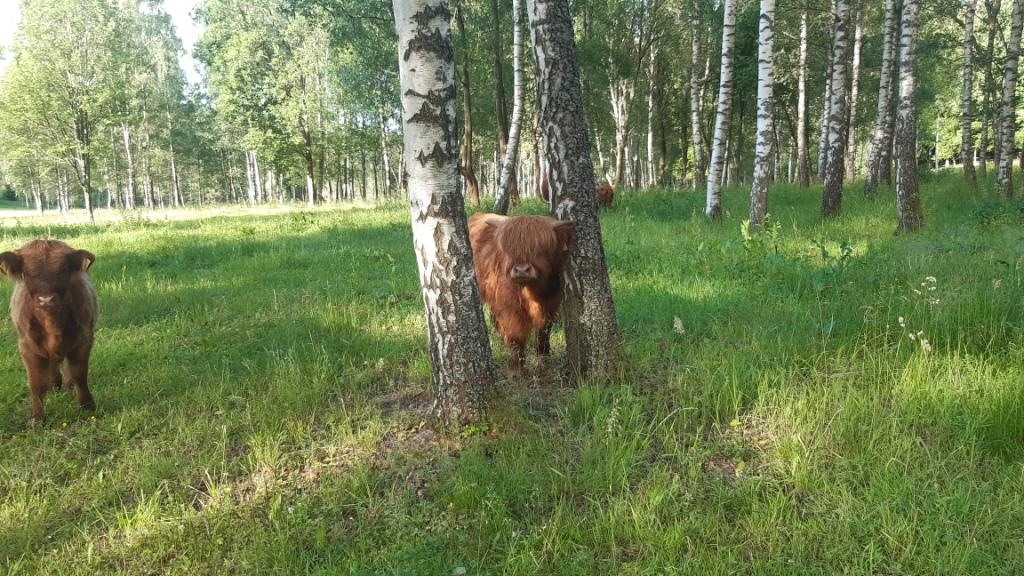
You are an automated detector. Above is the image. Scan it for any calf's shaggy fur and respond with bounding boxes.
[1,240,97,422]
[469,213,574,370]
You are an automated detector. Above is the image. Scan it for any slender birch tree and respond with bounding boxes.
[491,0,518,203]
[996,0,1024,197]
[750,0,775,229]
[705,0,737,219]
[979,0,1002,178]
[844,10,862,183]
[454,0,481,206]
[817,48,832,179]
[961,0,978,186]
[690,17,707,188]
[796,9,811,187]
[527,0,620,376]
[821,0,850,218]
[393,0,496,426]
[895,0,922,232]
[646,47,658,188]
[494,0,525,214]
[865,0,900,197]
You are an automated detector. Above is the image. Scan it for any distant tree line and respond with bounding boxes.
[0,0,1001,221]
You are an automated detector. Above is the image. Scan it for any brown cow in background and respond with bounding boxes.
[469,213,574,371]
[1,240,97,422]
[539,175,614,209]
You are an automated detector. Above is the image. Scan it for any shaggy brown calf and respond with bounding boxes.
[0,240,97,422]
[469,213,574,370]
[539,175,614,209]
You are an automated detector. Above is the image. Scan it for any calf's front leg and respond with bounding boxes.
[63,352,95,411]
[22,354,56,422]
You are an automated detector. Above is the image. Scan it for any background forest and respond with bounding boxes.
[0,0,987,215]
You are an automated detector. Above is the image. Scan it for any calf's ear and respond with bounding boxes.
[0,252,22,278]
[68,249,96,271]
[553,221,574,252]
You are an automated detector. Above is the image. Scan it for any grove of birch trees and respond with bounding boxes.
[0,0,1016,229]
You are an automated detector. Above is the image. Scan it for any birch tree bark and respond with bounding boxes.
[817,52,832,179]
[821,0,850,218]
[750,0,775,229]
[895,0,923,232]
[865,0,900,196]
[527,0,620,376]
[120,123,137,209]
[979,0,1002,178]
[961,0,978,186]
[705,0,737,219]
[491,0,518,204]
[796,9,811,187]
[454,0,481,206]
[844,10,862,183]
[689,18,706,188]
[646,47,658,188]
[393,0,497,426]
[996,0,1024,197]
[494,0,525,214]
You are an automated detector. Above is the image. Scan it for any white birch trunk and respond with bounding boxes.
[817,53,832,179]
[494,0,525,214]
[962,0,978,185]
[393,0,496,426]
[997,0,1024,197]
[865,0,900,197]
[646,48,657,188]
[844,11,862,182]
[705,0,737,219]
[121,123,136,210]
[980,0,1002,178]
[750,0,775,229]
[821,0,850,218]
[690,19,706,188]
[527,0,620,376]
[796,10,810,187]
[895,0,923,231]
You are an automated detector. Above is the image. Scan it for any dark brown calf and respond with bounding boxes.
[1,240,97,422]
[469,213,574,371]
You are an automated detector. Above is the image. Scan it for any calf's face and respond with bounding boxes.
[493,217,574,287]
[1,241,95,314]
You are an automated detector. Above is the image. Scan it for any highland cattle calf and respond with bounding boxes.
[469,213,574,371]
[0,240,97,422]
[538,175,614,209]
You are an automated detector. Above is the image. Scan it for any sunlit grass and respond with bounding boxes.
[0,173,1022,574]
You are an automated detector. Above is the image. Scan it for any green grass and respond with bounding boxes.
[1,172,1022,574]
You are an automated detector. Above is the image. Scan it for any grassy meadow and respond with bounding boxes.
[1,173,1023,574]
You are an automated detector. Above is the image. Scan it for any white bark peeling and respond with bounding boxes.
[750,0,775,227]
[394,0,495,426]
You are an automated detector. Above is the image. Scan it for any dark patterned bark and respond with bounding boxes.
[821,0,850,218]
[895,0,922,232]
[526,0,620,376]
